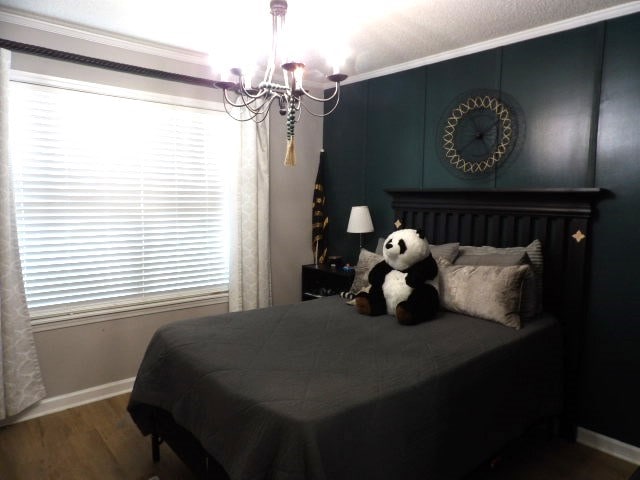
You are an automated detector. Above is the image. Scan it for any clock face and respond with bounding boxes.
[439,91,523,177]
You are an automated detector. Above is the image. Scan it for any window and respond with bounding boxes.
[9,74,239,321]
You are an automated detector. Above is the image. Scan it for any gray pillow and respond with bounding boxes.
[456,240,543,315]
[439,262,529,329]
[431,242,460,263]
[375,237,459,263]
[454,252,528,266]
[349,248,383,294]
[454,252,537,319]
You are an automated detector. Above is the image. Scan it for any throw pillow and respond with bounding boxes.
[439,261,528,329]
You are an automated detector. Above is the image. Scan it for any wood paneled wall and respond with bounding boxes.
[322,13,640,448]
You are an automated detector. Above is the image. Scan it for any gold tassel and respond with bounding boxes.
[284,137,296,166]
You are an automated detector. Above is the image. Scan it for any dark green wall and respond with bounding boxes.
[583,14,640,447]
[423,49,500,189]
[323,13,640,448]
[323,82,368,259]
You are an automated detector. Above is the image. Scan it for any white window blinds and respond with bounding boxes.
[9,79,238,313]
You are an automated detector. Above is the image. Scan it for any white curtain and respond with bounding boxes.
[0,48,46,420]
[228,114,272,311]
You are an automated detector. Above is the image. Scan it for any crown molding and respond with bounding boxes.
[343,0,640,86]
[0,8,331,90]
[0,8,209,65]
[4,1,638,88]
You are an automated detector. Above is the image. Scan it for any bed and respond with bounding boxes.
[128,188,602,480]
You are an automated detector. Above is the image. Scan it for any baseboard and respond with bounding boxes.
[577,427,640,466]
[0,377,135,427]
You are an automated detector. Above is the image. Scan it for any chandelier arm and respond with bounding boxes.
[300,83,341,103]
[223,90,272,120]
[253,106,271,124]
[222,88,249,107]
[237,78,290,99]
[223,98,262,122]
[242,88,279,100]
[224,102,270,123]
[238,85,274,100]
[222,90,264,114]
[259,94,280,117]
[238,108,269,124]
[224,93,278,122]
[300,94,342,118]
[224,87,277,115]
[241,92,280,117]
[236,91,265,112]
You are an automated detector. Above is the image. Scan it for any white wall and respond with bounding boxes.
[269,108,324,305]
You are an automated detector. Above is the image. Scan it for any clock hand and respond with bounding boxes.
[457,135,480,153]
[479,119,500,135]
[457,121,497,153]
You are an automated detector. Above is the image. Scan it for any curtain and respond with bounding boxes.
[228,114,271,311]
[0,48,46,420]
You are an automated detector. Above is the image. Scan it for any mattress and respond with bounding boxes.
[128,295,562,480]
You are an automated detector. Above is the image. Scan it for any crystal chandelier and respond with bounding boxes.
[214,0,348,166]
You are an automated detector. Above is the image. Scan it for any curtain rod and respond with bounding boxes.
[0,38,217,89]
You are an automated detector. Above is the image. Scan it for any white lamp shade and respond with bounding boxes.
[347,206,374,233]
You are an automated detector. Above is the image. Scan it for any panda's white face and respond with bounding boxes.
[383,228,430,271]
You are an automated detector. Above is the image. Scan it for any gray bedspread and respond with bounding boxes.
[128,296,562,480]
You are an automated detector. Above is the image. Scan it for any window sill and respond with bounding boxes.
[31,292,228,332]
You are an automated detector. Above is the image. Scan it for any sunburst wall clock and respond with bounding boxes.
[438,90,524,177]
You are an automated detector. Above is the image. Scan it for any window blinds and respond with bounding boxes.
[9,80,237,312]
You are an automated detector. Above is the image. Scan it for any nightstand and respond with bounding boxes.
[301,264,355,301]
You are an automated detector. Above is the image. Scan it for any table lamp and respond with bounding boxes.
[347,206,374,249]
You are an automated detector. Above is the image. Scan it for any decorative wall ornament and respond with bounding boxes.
[572,229,586,243]
[438,89,524,177]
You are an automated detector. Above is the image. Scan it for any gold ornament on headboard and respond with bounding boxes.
[572,229,586,243]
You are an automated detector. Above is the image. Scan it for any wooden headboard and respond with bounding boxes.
[386,188,603,438]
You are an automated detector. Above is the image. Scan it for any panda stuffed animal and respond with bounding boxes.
[355,228,439,325]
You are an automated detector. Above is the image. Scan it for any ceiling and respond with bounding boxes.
[1,0,639,85]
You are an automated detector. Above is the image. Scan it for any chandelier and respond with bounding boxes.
[214,0,348,166]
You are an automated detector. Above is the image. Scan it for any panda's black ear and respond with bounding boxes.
[416,228,425,239]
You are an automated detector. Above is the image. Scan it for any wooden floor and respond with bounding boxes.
[0,394,193,480]
[0,393,636,480]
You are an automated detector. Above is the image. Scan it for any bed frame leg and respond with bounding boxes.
[152,433,163,463]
